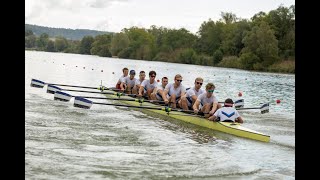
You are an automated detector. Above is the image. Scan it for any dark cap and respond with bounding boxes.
[130,70,136,75]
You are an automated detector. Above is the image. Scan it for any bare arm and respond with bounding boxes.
[193,100,200,113]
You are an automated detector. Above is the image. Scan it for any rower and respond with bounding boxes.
[132,71,146,95]
[193,83,221,117]
[179,77,205,110]
[208,98,244,123]
[138,71,158,99]
[162,74,186,109]
[150,76,168,101]
[115,67,128,89]
[120,70,137,94]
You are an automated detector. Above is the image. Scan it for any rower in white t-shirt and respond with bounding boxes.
[120,70,137,94]
[150,77,168,101]
[162,74,186,109]
[179,77,205,110]
[132,71,146,95]
[193,82,221,116]
[138,71,158,99]
[115,67,128,89]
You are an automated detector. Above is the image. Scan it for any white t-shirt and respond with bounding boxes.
[186,87,205,107]
[134,79,144,86]
[117,75,127,84]
[165,83,186,97]
[141,79,158,90]
[197,92,218,105]
[121,77,137,87]
[214,107,240,122]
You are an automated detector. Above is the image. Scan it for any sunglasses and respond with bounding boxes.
[196,82,203,85]
[150,75,156,78]
[176,79,183,82]
[208,89,214,93]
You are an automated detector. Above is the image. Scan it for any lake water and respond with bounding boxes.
[25,51,295,179]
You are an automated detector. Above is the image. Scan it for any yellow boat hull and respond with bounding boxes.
[105,91,270,142]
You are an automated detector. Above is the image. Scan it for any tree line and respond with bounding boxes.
[25,5,295,73]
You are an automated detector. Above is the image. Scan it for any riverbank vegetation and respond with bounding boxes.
[25,5,294,74]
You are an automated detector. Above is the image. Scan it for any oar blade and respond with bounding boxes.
[31,79,45,88]
[47,85,62,94]
[74,97,93,109]
[260,103,269,114]
[54,91,72,102]
[234,99,244,108]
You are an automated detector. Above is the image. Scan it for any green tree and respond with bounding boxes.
[36,33,49,50]
[25,35,36,48]
[110,32,130,56]
[46,40,55,52]
[79,36,94,54]
[91,34,112,57]
[54,36,68,52]
[241,21,279,68]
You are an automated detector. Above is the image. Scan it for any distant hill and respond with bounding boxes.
[25,24,112,40]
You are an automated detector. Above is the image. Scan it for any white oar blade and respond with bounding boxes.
[74,97,93,109]
[47,85,62,94]
[31,79,45,88]
[261,103,269,114]
[234,99,244,108]
[54,91,72,102]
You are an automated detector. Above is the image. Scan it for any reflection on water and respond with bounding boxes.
[25,51,295,179]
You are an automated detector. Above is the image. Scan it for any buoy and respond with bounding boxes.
[101,70,103,72]
[92,69,94,70]
[238,92,242,97]
[112,72,114,74]
[83,67,85,69]
[157,79,160,82]
[276,99,281,104]
[63,64,65,65]
[76,66,77,67]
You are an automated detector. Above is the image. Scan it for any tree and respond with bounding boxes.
[54,36,68,52]
[46,40,55,52]
[241,21,279,68]
[79,36,94,54]
[36,33,49,50]
[91,34,112,57]
[110,32,130,56]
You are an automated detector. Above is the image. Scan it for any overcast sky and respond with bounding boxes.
[25,0,295,34]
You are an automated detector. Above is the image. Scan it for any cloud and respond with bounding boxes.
[88,0,129,9]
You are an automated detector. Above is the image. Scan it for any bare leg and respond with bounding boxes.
[179,96,188,110]
[170,94,177,108]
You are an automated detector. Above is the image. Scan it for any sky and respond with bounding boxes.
[25,0,295,34]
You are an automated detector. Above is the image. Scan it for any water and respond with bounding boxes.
[25,51,295,179]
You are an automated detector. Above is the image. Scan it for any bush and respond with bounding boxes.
[217,56,241,68]
[268,60,295,73]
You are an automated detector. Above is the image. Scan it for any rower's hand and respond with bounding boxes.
[138,94,142,98]
[164,99,169,104]
[194,109,199,114]
[208,116,215,121]
[209,110,215,115]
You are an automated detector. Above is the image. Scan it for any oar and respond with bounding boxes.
[75,96,165,104]
[73,96,202,115]
[236,103,269,114]
[30,78,117,91]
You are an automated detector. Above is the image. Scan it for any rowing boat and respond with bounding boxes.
[30,78,270,143]
[102,89,270,142]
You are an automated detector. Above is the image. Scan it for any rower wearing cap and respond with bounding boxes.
[150,76,168,101]
[208,98,243,123]
[115,67,128,89]
[179,77,205,110]
[138,71,158,99]
[120,70,137,94]
[132,71,146,95]
[193,83,221,116]
[162,74,186,109]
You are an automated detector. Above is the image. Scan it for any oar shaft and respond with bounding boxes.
[48,83,98,90]
[77,96,164,103]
